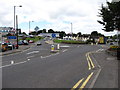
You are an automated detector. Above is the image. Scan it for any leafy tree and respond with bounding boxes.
[98,1,120,46]
[48,29,54,33]
[77,32,82,37]
[98,1,120,31]
[22,32,27,35]
[29,31,37,35]
[42,29,47,33]
[59,31,66,39]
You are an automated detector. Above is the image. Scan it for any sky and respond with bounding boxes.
[0,0,118,36]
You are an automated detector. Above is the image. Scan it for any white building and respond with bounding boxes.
[112,0,120,2]
[38,33,59,38]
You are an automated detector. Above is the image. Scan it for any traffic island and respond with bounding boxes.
[50,50,59,53]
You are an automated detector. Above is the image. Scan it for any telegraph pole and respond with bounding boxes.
[16,15,19,49]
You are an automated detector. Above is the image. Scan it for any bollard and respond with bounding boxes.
[117,48,120,60]
[51,45,54,51]
[57,44,60,50]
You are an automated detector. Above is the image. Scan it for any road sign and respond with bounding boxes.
[8,36,17,39]
[52,33,56,38]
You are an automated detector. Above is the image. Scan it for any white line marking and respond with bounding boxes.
[63,49,68,52]
[27,51,39,55]
[27,56,34,58]
[0,60,27,68]
[89,69,102,88]
[27,59,30,61]
[11,61,14,64]
[77,45,81,47]
[41,52,60,59]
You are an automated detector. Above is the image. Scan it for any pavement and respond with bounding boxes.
[1,44,33,56]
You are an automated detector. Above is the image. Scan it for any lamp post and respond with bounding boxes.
[29,21,34,35]
[14,5,22,49]
[14,5,22,30]
[71,22,73,37]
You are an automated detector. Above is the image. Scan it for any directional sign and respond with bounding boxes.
[52,33,56,38]
[8,36,17,39]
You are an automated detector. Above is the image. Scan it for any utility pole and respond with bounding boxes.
[71,23,73,37]
[16,15,19,49]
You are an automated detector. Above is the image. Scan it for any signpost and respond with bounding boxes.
[52,33,56,38]
[7,36,17,39]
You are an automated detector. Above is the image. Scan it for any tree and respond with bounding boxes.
[42,29,47,33]
[98,1,120,31]
[77,32,82,37]
[48,29,54,33]
[59,31,66,39]
[98,1,120,46]
[22,32,27,35]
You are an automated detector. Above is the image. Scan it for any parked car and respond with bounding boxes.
[7,43,14,50]
[29,40,34,43]
[12,42,19,49]
[36,41,42,46]
[23,40,29,45]
[18,41,24,45]
[1,42,8,52]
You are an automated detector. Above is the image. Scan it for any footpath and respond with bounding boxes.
[92,49,119,88]
[1,44,32,56]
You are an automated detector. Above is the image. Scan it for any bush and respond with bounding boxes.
[54,39,86,44]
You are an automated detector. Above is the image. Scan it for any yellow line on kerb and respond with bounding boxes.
[86,52,95,70]
[71,78,84,90]
[79,72,94,89]
[86,54,91,70]
[88,53,95,69]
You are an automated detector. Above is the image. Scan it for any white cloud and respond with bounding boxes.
[0,0,116,36]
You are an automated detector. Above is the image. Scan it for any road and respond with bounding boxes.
[1,41,119,89]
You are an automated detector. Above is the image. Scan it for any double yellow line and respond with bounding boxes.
[71,52,95,90]
[86,52,95,70]
[71,72,94,90]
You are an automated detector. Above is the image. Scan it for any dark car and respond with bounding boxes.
[23,40,29,45]
[1,43,8,52]
[18,41,24,45]
[36,41,42,46]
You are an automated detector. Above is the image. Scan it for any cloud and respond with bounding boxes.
[0,0,116,36]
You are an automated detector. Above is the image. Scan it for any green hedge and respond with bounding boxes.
[54,39,86,44]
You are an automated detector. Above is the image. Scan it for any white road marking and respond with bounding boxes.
[96,49,104,52]
[60,46,70,48]
[41,52,60,59]
[77,45,81,47]
[88,49,102,88]
[11,61,14,64]
[27,59,30,61]
[89,69,102,88]
[27,56,34,58]
[27,51,39,55]
[0,60,27,68]
[63,49,68,52]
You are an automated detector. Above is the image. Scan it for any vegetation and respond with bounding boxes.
[98,1,120,46]
[25,36,43,42]
[108,45,120,51]
[54,39,86,44]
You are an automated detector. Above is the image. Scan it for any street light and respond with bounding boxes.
[14,5,22,30]
[29,21,34,35]
[71,22,73,37]
[13,5,22,49]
